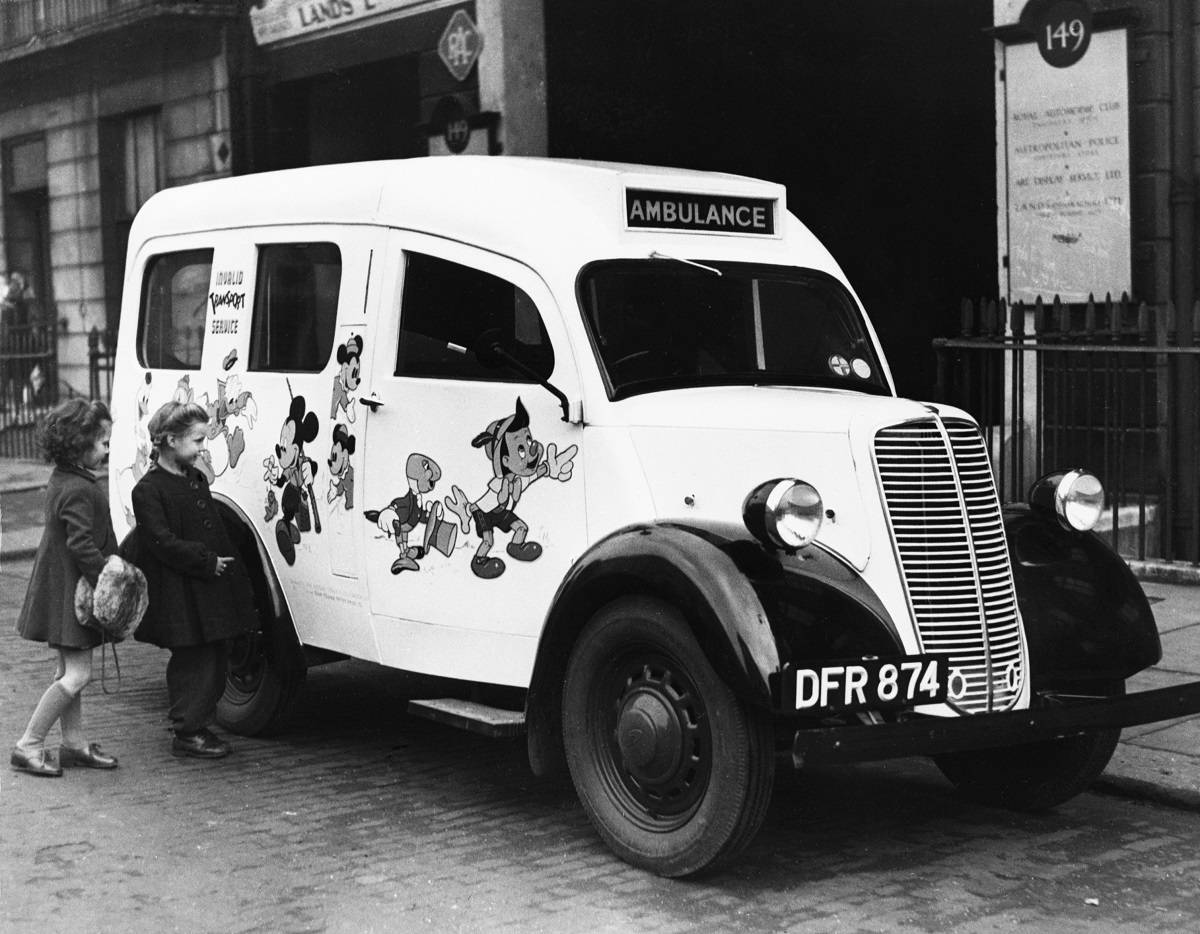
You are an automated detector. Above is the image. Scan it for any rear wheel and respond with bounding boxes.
[562,596,774,877]
[217,626,306,736]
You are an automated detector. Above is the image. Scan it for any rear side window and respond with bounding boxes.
[137,249,212,369]
[249,242,341,372]
[395,251,553,381]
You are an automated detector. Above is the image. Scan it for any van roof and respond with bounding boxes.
[129,157,830,272]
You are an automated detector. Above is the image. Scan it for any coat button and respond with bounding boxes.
[197,500,208,510]
[203,519,214,529]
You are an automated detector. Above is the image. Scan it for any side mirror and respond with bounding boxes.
[470,328,573,423]
[472,328,506,369]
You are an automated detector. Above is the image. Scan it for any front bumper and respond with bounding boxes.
[791,681,1200,768]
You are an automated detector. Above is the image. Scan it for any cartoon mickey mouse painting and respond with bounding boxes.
[326,422,356,510]
[330,334,363,424]
[445,397,576,580]
[264,394,321,565]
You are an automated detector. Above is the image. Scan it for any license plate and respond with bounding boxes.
[784,655,948,713]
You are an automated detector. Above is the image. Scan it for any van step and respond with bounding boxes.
[406,698,526,738]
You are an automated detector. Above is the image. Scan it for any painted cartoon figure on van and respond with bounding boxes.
[199,374,257,479]
[326,423,356,510]
[444,398,577,580]
[364,453,455,573]
[115,372,155,525]
[330,334,362,424]
[263,394,321,566]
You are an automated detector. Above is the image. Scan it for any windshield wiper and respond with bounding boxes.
[648,251,722,276]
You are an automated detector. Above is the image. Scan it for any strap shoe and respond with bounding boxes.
[10,746,63,777]
[60,743,119,769]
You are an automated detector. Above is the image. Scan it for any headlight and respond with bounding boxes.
[743,479,824,550]
[1029,468,1104,531]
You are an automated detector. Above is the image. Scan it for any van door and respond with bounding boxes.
[362,232,584,686]
[245,226,383,663]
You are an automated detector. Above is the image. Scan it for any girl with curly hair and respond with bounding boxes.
[12,398,120,776]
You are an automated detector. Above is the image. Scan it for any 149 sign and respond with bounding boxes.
[1035,0,1093,68]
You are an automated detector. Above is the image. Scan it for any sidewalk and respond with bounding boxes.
[2,456,1198,810]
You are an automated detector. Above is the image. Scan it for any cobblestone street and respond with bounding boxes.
[3,552,1200,933]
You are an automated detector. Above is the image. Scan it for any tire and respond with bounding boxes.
[562,596,775,877]
[216,628,306,736]
[934,684,1123,812]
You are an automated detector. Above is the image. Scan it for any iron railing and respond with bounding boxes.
[934,293,1200,566]
[0,322,59,459]
[88,325,116,404]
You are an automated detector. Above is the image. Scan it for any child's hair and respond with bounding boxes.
[146,401,210,461]
[36,398,112,466]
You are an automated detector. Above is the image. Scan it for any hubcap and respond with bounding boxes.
[617,688,682,784]
[598,656,711,824]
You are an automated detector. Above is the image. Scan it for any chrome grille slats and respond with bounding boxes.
[874,416,1025,714]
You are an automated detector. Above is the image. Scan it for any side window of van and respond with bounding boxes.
[137,249,212,369]
[249,242,341,372]
[395,251,554,381]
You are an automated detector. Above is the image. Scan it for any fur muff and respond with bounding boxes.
[74,554,149,642]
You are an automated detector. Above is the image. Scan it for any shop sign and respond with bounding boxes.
[438,9,482,82]
[249,0,426,46]
[1003,28,1130,304]
[626,189,776,235]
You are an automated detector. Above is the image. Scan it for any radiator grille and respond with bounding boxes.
[873,417,1024,714]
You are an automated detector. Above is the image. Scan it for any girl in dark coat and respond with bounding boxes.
[12,399,119,777]
[132,401,256,759]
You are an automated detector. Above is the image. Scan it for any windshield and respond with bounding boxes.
[579,259,891,400]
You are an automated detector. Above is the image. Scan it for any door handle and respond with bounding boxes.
[360,395,385,412]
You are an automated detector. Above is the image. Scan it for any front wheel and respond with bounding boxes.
[934,727,1120,811]
[562,596,775,877]
[217,627,306,736]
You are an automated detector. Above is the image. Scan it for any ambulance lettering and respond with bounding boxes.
[444,397,576,580]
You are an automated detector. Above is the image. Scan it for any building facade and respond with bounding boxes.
[0,0,1193,407]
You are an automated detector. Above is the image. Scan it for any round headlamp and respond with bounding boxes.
[1029,468,1104,531]
[743,479,824,550]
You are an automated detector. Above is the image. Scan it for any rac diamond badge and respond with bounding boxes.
[438,9,483,83]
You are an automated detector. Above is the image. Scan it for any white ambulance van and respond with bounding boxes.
[109,157,1200,876]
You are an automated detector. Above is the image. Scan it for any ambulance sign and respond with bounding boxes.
[625,189,776,235]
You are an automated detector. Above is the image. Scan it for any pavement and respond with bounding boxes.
[2,456,1198,813]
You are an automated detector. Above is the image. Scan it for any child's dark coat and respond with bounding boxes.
[16,464,116,649]
[131,464,256,648]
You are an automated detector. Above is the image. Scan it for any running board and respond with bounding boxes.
[406,698,526,738]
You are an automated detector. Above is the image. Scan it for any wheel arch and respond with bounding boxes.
[212,492,305,671]
[525,520,905,777]
[1004,503,1161,689]
[526,522,778,777]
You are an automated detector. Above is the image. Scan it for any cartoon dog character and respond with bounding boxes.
[330,335,363,424]
[364,453,451,573]
[326,423,356,510]
[445,398,576,580]
[263,395,320,566]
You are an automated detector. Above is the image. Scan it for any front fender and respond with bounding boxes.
[1005,503,1161,687]
[525,520,904,775]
